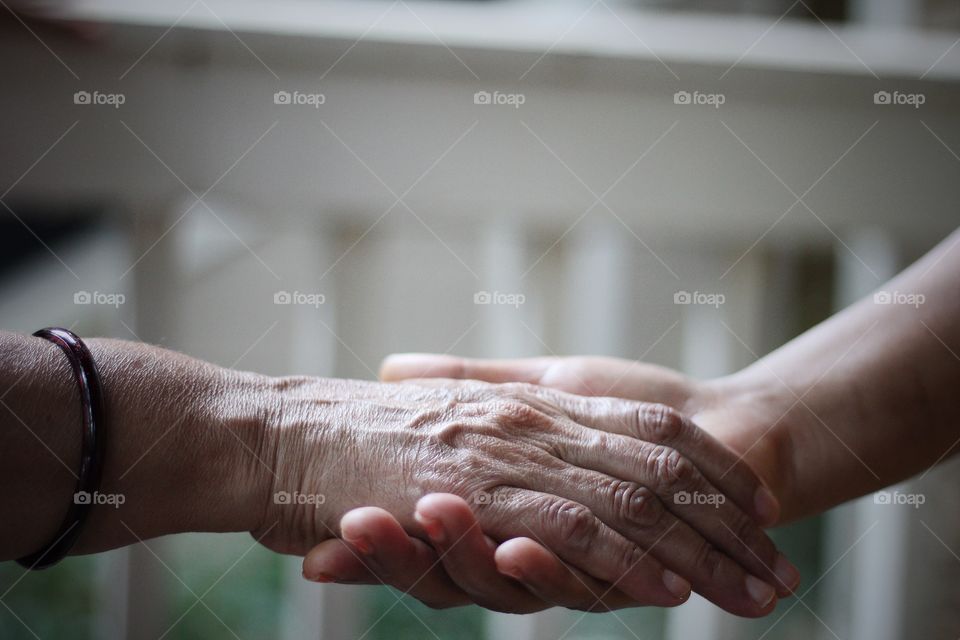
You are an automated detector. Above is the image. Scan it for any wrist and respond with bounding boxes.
[189,367,281,535]
[249,375,346,554]
[75,341,276,551]
[693,370,798,525]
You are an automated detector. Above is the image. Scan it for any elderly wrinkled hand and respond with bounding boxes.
[279,376,794,616]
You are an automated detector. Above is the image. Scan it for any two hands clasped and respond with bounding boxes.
[8,230,958,617]
[259,357,800,617]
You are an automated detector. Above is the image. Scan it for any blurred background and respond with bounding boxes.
[1,0,959,638]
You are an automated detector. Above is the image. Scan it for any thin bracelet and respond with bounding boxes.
[17,328,108,570]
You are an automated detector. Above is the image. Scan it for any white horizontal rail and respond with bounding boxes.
[61,0,960,80]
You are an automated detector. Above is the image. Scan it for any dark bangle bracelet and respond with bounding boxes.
[17,328,108,570]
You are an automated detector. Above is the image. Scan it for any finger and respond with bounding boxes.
[416,492,638,612]
[341,507,473,606]
[516,451,780,616]
[477,488,692,609]
[415,494,549,614]
[381,353,555,384]
[544,393,782,529]
[303,507,471,609]
[412,374,774,531]
[380,354,691,404]
[302,538,379,583]
[495,537,637,611]
[537,410,797,596]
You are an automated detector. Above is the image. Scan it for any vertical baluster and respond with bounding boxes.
[115,205,184,640]
[492,218,636,640]
[481,215,573,640]
[558,219,635,357]
[827,228,905,640]
[478,217,536,358]
[84,218,138,640]
[665,246,764,640]
[257,219,360,640]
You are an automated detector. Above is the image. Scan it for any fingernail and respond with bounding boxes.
[745,575,775,607]
[303,570,334,583]
[774,554,800,591]
[346,535,374,556]
[414,512,446,544]
[662,569,691,599]
[754,486,780,526]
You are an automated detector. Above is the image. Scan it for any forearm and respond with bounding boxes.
[0,332,274,559]
[715,230,960,523]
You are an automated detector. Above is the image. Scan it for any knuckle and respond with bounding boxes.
[625,485,663,528]
[640,404,685,442]
[647,445,694,488]
[732,513,759,547]
[494,400,540,426]
[732,514,775,562]
[693,541,727,582]
[434,421,469,447]
[608,481,662,528]
[550,500,598,552]
[585,429,610,453]
[455,448,490,478]
[616,543,646,578]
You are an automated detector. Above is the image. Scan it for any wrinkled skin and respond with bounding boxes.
[252,376,792,616]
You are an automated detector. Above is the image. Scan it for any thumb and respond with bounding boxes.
[379,353,556,384]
